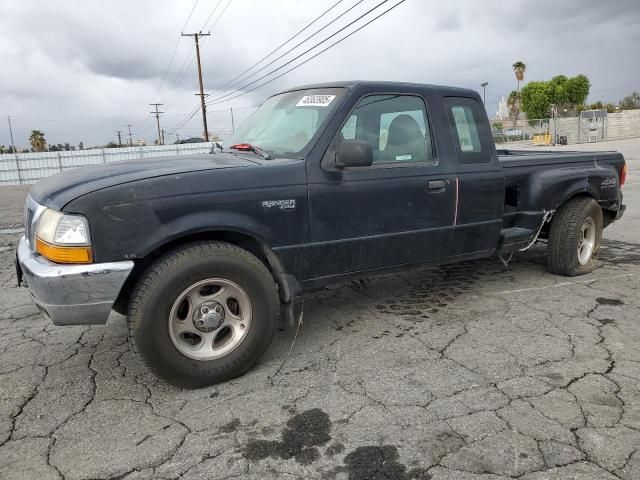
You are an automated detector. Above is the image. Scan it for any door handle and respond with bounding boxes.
[427,179,447,191]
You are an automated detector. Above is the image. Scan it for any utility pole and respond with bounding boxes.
[7,116,17,154]
[480,82,488,105]
[230,107,235,133]
[182,32,211,141]
[116,130,122,146]
[175,133,180,144]
[125,124,133,146]
[161,129,165,146]
[149,103,164,145]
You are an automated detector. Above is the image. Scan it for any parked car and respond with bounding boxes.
[16,81,627,387]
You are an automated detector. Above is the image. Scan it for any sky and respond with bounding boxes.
[1,0,639,148]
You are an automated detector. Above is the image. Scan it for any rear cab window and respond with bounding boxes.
[444,97,492,164]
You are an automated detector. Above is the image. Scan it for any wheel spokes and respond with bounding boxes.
[168,278,253,361]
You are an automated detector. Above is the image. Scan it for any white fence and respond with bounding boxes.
[0,142,216,186]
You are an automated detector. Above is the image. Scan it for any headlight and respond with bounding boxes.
[35,209,92,263]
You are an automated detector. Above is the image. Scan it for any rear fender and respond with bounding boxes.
[524,166,619,212]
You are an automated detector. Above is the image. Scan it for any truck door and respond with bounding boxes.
[306,93,456,279]
[443,96,505,258]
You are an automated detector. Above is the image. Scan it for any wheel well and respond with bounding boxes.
[539,192,596,239]
[113,230,289,316]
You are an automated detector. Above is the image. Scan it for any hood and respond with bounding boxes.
[30,153,260,209]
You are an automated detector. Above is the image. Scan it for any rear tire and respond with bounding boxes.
[127,241,279,388]
[547,197,603,276]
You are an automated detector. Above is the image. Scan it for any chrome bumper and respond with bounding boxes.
[16,237,134,326]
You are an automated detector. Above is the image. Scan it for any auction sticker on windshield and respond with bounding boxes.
[296,95,336,107]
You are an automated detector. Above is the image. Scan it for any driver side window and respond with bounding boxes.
[339,94,434,165]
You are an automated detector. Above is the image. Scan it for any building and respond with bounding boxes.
[496,96,510,120]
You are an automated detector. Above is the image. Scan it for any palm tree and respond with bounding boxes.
[29,130,47,152]
[512,62,527,129]
[513,61,527,92]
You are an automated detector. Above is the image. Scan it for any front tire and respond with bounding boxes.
[547,197,603,276]
[128,241,279,388]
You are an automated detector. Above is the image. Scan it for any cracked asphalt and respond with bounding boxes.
[1,138,639,480]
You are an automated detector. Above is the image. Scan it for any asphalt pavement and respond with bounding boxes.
[1,138,639,479]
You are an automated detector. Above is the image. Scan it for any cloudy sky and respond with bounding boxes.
[1,0,639,148]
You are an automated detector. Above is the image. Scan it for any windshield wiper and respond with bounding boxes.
[229,143,271,160]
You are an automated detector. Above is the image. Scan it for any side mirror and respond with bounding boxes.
[335,139,373,168]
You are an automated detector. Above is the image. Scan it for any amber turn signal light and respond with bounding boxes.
[35,237,93,264]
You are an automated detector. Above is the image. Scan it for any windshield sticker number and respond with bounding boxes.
[296,95,336,107]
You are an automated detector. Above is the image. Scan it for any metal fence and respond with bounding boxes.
[492,109,640,147]
[0,142,216,186]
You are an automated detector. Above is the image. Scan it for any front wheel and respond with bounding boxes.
[547,197,603,276]
[128,242,279,388]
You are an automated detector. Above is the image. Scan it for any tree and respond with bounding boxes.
[566,74,590,105]
[29,130,47,152]
[79,142,84,150]
[520,81,551,119]
[513,61,527,92]
[507,90,520,126]
[519,74,591,119]
[547,75,570,105]
[583,102,617,113]
[620,91,640,110]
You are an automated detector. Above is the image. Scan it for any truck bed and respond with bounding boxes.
[495,148,625,248]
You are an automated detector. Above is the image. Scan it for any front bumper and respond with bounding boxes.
[16,237,134,326]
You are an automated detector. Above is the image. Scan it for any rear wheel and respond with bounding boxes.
[547,197,603,276]
[128,241,279,388]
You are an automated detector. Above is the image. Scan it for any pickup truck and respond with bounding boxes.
[16,81,627,387]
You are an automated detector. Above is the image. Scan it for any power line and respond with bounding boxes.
[207,0,345,100]
[203,0,233,32]
[151,0,201,103]
[199,0,223,31]
[160,1,232,105]
[166,105,201,135]
[207,0,405,107]
[181,0,200,31]
[165,103,260,136]
[171,4,406,134]
[206,0,392,105]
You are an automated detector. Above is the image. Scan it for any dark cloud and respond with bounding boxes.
[1,0,639,146]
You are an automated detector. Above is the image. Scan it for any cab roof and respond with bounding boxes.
[278,80,477,98]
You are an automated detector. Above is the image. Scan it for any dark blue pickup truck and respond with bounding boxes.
[17,81,626,386]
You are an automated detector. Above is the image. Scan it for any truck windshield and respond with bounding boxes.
[226,88,345,157]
